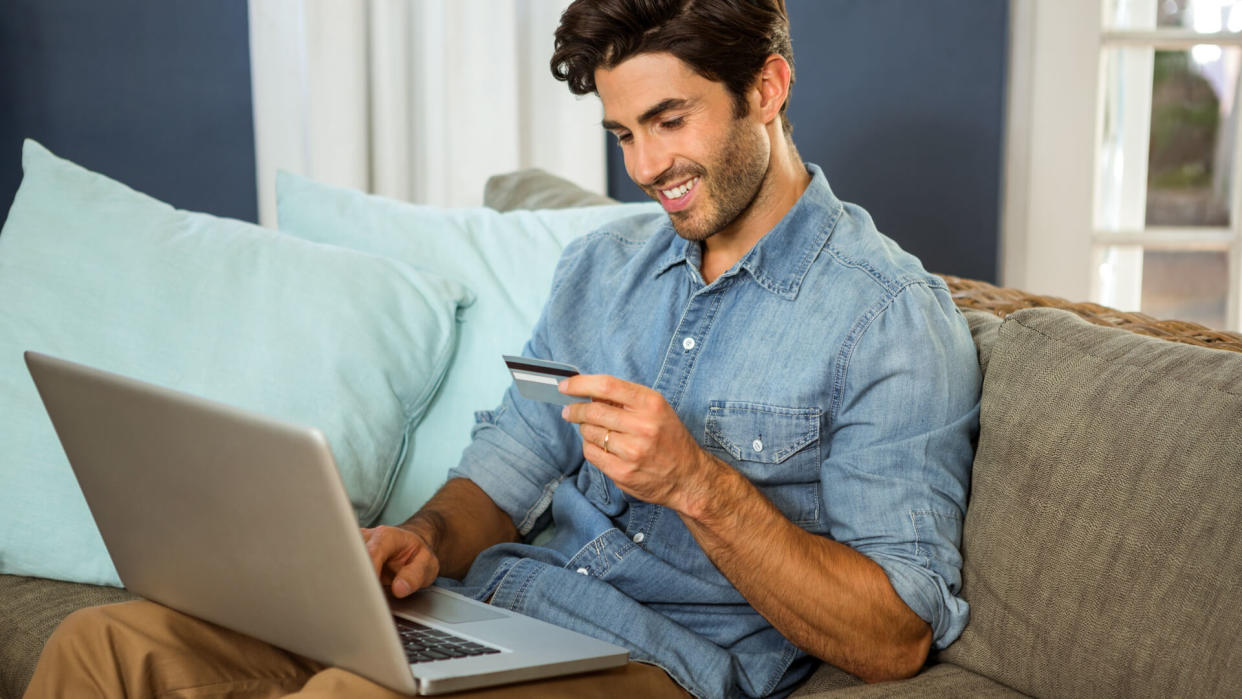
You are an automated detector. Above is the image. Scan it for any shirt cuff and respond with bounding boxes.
[865,551,970,650]
[448,412,567,537]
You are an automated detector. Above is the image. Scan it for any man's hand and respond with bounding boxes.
[361,525,440,598]
[360,478,519,599]
[558,374,722,515]
[561,373,932,681]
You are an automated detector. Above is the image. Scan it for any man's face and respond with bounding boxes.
[596,52,770,242]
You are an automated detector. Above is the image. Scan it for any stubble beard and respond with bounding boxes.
[663,118,770,243]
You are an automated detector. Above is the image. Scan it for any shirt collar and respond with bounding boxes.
[652,164,843,300]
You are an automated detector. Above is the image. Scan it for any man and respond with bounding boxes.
[27,1,979,697]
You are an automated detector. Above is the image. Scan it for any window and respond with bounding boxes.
[1006,0,1242,330]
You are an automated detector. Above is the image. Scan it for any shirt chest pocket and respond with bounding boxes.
[703,401,822,528]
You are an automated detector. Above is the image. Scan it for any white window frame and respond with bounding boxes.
[1004,0,1242,330]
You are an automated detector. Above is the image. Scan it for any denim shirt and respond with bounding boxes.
[444,165,981,698]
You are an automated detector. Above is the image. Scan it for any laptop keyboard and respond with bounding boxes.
[395,617,502,664]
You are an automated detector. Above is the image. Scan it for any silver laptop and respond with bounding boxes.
[25,351,628,695]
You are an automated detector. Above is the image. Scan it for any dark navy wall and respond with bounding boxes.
[607,0,1008,282]
[0,0,256,224]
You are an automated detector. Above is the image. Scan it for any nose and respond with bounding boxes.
[627,135,674,188]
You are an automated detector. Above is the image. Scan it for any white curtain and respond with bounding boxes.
[247,0,607,227]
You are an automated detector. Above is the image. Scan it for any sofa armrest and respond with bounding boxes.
[939,273,1242,353]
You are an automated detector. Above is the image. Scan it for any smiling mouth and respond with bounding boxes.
[659,176,700,201]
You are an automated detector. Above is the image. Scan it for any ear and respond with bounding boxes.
[753,54,792,125]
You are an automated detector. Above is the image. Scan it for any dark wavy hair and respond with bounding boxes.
[551,0,795,136]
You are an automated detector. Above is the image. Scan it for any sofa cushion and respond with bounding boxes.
[792,663,1021,698]
[0,574,136,699]
[275,172,658,523]
[0,140,470,586]
[959,308,1002,376]
[483,168,618,211]
[939,307,1242,696]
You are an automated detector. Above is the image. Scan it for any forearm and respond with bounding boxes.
[401,477,518,579]
[556,374,936,679]
[679,460,932,683]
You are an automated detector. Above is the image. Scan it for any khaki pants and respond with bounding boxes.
[25,601,690,698]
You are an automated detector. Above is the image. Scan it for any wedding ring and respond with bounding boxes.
[603,429,611,454]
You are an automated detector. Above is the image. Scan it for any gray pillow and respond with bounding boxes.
[483,168,618,212]
[960,308,1002,376]
[940,307,1242,697]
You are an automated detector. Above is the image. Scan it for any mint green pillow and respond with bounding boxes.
[276,172,658,523]
[0,141,471,586]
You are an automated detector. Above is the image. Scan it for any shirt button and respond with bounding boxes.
[576,567,589,575]
[682,336,696,351]
[752,439,764,453]
[632,532,645,544]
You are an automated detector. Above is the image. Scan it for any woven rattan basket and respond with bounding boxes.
[938,274,1242,354]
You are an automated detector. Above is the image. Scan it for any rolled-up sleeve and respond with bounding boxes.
[823,281,980,648]
[448,239,591,536]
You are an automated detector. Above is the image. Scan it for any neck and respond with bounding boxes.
[700,126,811,283]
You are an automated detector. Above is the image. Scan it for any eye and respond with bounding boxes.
[614,132,633,145]
[660,117,685,130]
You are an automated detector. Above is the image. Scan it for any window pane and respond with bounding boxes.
[1097,46,1238,229]
[1106,0,1242,32]
[1142,249,1229,327]
[1149,49,1237,225]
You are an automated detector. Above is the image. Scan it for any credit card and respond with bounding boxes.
[502,355,589,406]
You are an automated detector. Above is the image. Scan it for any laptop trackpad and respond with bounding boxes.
[401,588,507,624]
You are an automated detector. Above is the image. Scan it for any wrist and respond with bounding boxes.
[401,510,445,554]
[678,452,745,526]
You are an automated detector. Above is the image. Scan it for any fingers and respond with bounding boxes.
[561,399,625,431]
[391,546,439,598]
[561,390,644,433]
[559,374,644,407]
[362,526,407,578]
[579,423,623,460]
[361,525,439,598]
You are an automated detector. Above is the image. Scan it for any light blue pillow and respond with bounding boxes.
[0,141,471,586]
[276,172,659,523]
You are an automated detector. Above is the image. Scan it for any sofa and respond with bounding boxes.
[2,146,1240,698]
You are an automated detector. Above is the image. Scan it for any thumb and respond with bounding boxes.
[393,577,413,598]
[389,546,439,598]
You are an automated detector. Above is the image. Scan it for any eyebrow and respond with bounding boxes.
[601,98,692,131]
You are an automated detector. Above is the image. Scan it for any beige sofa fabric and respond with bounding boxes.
[940,307,1242,697]
[483,168,617,211]
[0,574,136,698]
[961,308,1003,375]
[802,663,1023,698]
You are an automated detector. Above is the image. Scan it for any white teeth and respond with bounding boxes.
[661,177,699,200]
